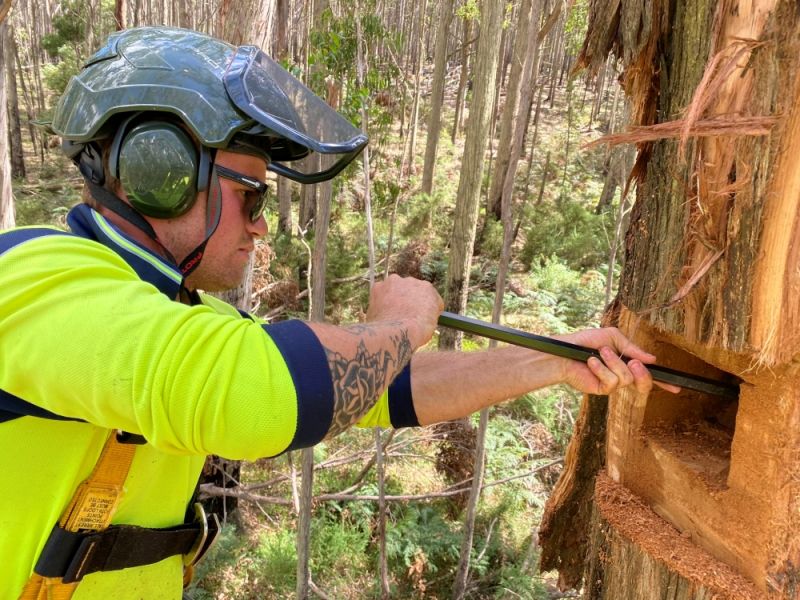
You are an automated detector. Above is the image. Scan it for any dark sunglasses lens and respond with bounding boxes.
[249,191,268,222]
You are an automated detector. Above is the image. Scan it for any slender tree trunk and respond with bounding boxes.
[296,446,315,600]
[486,0,535,221]
[114,0,126,29]
[452,18,472,142]
[452,408,489,599]
[421,0,455,195]
[438,0,504,351]
[353,11,387,593]
[404,0,428,175]
[0,21,13,230]
[295,177,333,600]
[274,0,293,236]
[4,25,23,179]
[453,52,520,592]
[535,150,550,207]
[13,22,37,161]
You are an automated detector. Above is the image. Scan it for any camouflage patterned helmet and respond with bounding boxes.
[50,26,367,183]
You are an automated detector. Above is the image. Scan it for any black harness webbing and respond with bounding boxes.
[35,520,218,583]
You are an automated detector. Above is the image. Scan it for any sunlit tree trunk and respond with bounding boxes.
[403,0,428,175]
[114,0,125,29]
[486,0,542,221]
[0,19,13,231]
[420,0,455,195]
[438,0,503,351]
[4,24,23,179]
[451,16,472,142]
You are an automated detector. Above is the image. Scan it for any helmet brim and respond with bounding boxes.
[224,47,368,184]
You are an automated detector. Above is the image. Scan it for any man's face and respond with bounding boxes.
[160,150,269,292]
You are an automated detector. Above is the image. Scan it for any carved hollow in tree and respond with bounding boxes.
[607,309,799,595]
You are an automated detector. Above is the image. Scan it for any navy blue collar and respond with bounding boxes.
[67,204,184,299]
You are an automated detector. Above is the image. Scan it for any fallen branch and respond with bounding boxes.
[198,459,563,504]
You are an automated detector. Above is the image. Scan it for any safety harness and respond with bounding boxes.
[1,225,221,597]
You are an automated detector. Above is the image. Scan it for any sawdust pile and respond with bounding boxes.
[594,472,762,599]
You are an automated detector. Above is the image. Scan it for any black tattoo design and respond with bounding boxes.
[325,327,413,438]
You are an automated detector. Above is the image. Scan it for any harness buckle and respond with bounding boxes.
[183,502,220,568]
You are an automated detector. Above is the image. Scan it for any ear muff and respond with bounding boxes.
[110,118,210,219]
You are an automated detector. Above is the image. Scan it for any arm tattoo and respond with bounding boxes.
[324,326,413,438]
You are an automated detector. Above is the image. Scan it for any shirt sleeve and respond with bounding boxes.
[354,363,418,429]
[0,236,337,460]
[198,294,419,429]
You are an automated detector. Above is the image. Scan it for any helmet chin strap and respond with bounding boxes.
[86,180,178,266]
[177,167,223,279]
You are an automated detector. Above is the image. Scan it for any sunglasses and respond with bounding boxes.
[215,165,270,223]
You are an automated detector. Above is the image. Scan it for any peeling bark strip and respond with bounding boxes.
[587,116,778,148]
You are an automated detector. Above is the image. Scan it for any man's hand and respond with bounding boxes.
[366,274,444,350]
[557,327,682,396]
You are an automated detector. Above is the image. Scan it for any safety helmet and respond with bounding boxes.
[46,27,367,278]
[51,26,367,187]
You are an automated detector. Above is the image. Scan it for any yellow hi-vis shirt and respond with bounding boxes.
[0,205,417,598]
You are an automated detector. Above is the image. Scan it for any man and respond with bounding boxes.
[0,27,672,599]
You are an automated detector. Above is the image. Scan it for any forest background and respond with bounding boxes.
[0,0,635,597]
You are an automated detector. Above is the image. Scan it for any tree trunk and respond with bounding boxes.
[274,0,293,236]
[274,0,289,58]
[4,24,23,180]
[404,0,428,175]
[540,1,800,598]
[296,154,332,598]
[485,0,534,221]
[453,50,521,590]
[420,0,455,195]
[438,0,504,351]
[13,19,38,162]
[0,21,13,230]
[451,17,472,142]
[114,0,125,29]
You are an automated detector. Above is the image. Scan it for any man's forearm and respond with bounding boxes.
[411,346,565,425]
[307,320,414,438]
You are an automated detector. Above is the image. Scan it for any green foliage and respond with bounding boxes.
[42,46,81,96]
[186,525,298,600]
[40,0,117,98]
[254,529,299,590]
[565,0,590,55]
[307,8,400,145]
[492,563,549,599]
[310,508,371,577]
[41,5,86,58]
[480,218,505,261]
[529,257,605,328]
[521,201,611,271]
[386,504,461,576]
[456,0,480,21]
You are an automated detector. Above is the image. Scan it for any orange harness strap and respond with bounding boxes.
[19,431,137,600]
